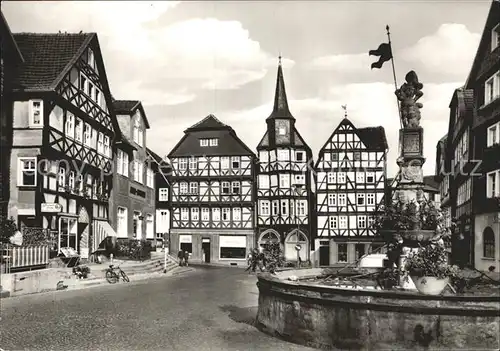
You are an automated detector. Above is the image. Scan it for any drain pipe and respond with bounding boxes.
[163,248,167,273]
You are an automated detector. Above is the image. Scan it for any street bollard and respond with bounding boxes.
[110,253,114,264]
[163,249,167,273]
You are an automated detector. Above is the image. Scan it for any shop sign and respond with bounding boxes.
[41,203,62,213]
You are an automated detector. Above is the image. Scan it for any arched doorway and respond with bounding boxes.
[258,229,280,249]
[284,229,309,262]
[77,206,90,259]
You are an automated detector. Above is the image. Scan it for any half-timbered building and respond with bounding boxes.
[255,60,314,263]
[7,31,120,259]
[314,116,388,266]
[147,147,171,250]
[435,135,452,231]
[110,100,156,246]
[168,115,256,265]
[0,13,24,217]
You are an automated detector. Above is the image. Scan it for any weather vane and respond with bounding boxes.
[341,104,347,118]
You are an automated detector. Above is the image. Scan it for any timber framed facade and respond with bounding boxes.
[6,30,120,258]
[109,100,156,246]
[313,117,388,266]
[168,114,256,266]
[255,60,314,263]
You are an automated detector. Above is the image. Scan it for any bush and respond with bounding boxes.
[113,238,152,261]
[0,216,17,244]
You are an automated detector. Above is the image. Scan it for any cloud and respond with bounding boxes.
[401,23,480,77]
[216,81,461,177]
[309,24,480,79]
[2,2,289,105]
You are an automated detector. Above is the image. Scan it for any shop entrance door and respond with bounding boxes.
[202,238,210,263]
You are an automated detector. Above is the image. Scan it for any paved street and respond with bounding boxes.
[0,266,314,351]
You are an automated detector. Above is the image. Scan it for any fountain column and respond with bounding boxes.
[394,71,426,290]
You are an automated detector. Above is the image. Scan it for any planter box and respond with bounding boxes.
[380,230,436,248]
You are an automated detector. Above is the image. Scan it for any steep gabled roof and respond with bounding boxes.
[1,12,24,63]
[464,0,500,88]
[266,59,295,121]
[12,32,93,91]
[169,114,255,158]
[113,100,150,129]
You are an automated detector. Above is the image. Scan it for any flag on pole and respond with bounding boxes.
[369,43,393,69]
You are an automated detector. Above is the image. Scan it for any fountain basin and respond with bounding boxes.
[256,268,500,350]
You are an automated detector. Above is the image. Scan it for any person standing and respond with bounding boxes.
[184,251,189,266]
[178,250,184,266]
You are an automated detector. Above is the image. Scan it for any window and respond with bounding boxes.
[487,170,499,198]
[296,151,305,162]
[189,182,198,194]
[219,235,246,259]
[159,188,169,201]
[80,74,87,92]
[331,153,338,161]
[212,208,220,221]
[145,214,154,239]
[357,216,366,228]
[77,174,84,193]
[133,117,142,146]
[75,118,83,142]
[367,193,375,205]
[59,217,78,251]
[221,181,230,194]
[281,200,288,216]
[29,100,43,127]
[337,244,347,263]
[222,208,230,221]
[97,132,104,154]
[103,136,110,158]
[191,208,199,221]
[338,172,346,183]
[231,156,240,169]
[488,122,499,147]
[356,172,365,183]
[339,216,348,229]
[294,174,305,185]
[277,149,289,161]
[357,193,365,205]
[297,201,306,216]
[485,72,500,105]
[117,207,128,237]
[87,82,94,99]
[179,158,187,170]
[279,174,290,188]
[201,208,210,221]
[68,171,75,191]
[18,157,37,186]
[200,139,209,147]
[259,151,268,163]
[94,89,101,106]
[327,172,336,184]
[483,227,495,258]
[258,175,269,188]
[65,112,74,138]
[146,167,154,188]
[88,48,95,68]
[355,244,365,260]
[117,150,129,177]
[189,157,197,170]
[209,138,218,146]
[260,201,270,216]
[492,24,500,51]
[181,208,189,220]
[328,194,336,206]
[368,216,375,228]
[233,208,241,221]
[133,161,143,183]
[338,194,346,206]
[221,157,230,169]
[179,182,188,194]
[83,123,92,147]
[366,172,375,183]
[231,181,240,194]
[272,201,279,215]
[329,216,338,229]
[353,152,361,161]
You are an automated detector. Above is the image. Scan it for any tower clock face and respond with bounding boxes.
[275,119,290,144]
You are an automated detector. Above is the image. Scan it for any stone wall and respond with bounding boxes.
[256,271,500,350]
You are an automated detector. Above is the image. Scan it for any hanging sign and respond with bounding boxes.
[41,203,62,213]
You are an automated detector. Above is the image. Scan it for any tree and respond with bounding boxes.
[0,215,17,245]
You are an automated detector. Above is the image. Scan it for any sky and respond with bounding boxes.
[2,1,492,177]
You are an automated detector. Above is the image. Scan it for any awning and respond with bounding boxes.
[92,220,117,253]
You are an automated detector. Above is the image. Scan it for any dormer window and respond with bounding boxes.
[209,138,218,146]
[199,138,218,147]
[492,23,500,51]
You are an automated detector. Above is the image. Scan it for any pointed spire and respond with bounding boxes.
[267,56,294,120]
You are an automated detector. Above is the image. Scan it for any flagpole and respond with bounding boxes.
[386,25,403,128]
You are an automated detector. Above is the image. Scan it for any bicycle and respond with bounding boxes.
[105,264,130,284]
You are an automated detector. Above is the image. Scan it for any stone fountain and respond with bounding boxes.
[255,71,500,350]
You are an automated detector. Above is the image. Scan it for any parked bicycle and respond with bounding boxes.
[105,264,130,284]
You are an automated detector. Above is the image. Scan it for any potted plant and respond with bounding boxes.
[402,242,459,295]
